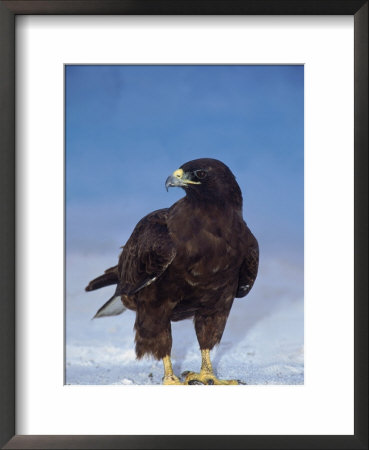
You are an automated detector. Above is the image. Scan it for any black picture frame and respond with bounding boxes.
[0,1,367,449]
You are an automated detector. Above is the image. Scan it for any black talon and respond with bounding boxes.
[206,379,214,385]
[237,380,247,385]
[188,379,204,385]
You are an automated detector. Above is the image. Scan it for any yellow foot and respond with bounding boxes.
[182,371,241,385]
[162,374,183,385]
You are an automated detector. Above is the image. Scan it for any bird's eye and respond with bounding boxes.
[194,170,207,180]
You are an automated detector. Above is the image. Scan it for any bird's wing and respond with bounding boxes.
[116,209,176,296]
[236,229,259,298]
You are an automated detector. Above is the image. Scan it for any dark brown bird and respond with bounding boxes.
[86,158,259,385]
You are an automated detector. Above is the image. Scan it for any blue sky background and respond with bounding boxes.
[66,65,303,263]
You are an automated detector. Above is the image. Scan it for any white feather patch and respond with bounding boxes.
[93,296,126,319]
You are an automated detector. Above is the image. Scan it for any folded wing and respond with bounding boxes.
[116,209,176,296]
[236,230,259,298]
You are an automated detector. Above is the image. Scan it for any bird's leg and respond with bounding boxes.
[183,349,239,385]
[162,355,183,385]
[183,311,241,384]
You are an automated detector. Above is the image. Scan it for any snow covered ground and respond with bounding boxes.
[66,251,304,385]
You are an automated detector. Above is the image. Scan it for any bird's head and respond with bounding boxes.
[165,158,243,208]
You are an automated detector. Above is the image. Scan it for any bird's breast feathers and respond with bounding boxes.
[167,209,245,291]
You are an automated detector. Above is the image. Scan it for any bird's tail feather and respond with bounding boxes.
[85,265,119,292]
[93,295,126,319]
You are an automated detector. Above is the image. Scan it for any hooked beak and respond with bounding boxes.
[165,168,201,191]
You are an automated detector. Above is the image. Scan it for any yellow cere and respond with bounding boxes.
[173,168,201,185]
[173,169,184,178]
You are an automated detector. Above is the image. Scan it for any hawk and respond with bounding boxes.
[86,158,259,384]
